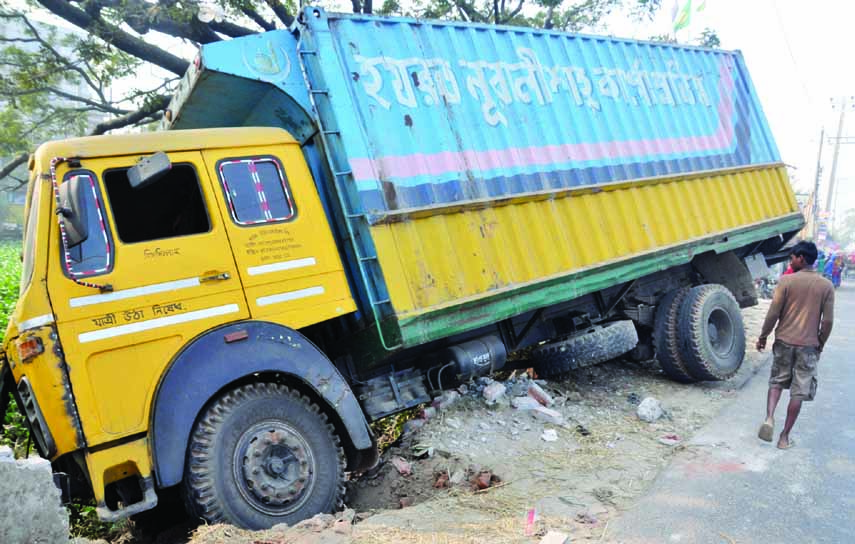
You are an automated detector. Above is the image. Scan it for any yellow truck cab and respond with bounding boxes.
[1,128,373,527]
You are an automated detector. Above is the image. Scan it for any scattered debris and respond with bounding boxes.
[531,405,566,426]
[471,470,502,491]
[399,497,414,508]
[539,531,570,544]
[391,456,413,476]
[575,512,599,524]
[528,382,555,407]
[402,418,426,435]
[524,508,537,536]
[421,406,437,420]
[433,471,450,489]
[512,396,542,410]
[626,392,641,405]
[593,488,616,505]
[294,513,336,532]
[658,434,681,446]
[412,443,434,458]
[445,417,462,430]
[433,390,461,411]
[541,429,559,442]
[576,424,592,436]
[636,397,664,422]
[449,469,466,485]
[483,382,507,403]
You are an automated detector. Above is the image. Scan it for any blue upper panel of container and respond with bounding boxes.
[292,9,780,213]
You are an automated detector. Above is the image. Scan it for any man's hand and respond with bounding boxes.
[756,336,767,352]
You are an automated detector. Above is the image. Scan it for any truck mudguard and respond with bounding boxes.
[151,321,374,487]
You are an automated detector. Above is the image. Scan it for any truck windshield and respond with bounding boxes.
[20,178,41,296]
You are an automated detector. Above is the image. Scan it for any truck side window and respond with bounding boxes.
[217,157,295,225]
[61,171,113,278]
[104,163,210,243]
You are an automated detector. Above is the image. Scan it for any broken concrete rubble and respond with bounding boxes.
[482,381,507,403]
[528,382,555,407]
[637,397,664,422]
[0,447,69,544]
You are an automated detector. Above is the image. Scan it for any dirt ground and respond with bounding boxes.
[99,300,771,544]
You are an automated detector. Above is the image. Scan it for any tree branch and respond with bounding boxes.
[506,0,524,21]
[36,0,190,76]
[3,87,129,114]
[17,13,107,102]
[207,19,257,38]
[364,0,373,15]
[544,5,555,29]
[264,0,294,27]
[0,37,39,43]
[240,6,275,31]
[0,153,28,184]
[91,95,170,135]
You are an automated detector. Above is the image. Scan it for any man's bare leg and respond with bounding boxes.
[759,387,783,442]
[766,386,783,422]
[778,396,803,449]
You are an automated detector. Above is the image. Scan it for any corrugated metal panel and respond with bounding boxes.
[304,11,780,214]
[371,164,798,318]
[293,9,800,342]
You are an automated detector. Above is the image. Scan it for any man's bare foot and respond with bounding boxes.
[777,436,795,450]
[758,419,774,442]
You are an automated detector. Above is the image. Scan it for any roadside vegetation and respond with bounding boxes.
[0,240,121,540]
[0,240,27,456]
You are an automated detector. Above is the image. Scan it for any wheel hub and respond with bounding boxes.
[235,422,314,513]
[707,308,734,355]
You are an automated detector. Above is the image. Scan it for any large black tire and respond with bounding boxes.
[653,287,697,383]
[183,383,345,530]
[677,284,746,381]
[532,320,638,378]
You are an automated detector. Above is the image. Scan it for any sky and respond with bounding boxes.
[602,0,855,225]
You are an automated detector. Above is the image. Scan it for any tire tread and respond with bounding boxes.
[183,382,346,527]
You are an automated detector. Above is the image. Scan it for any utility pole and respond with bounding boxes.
[825,97,848,227]
[812,128,824,239]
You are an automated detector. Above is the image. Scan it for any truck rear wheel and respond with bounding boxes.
[677,284,745,381]
[183,383,345,530]
[653,288,697,383]
[532,320,638,378]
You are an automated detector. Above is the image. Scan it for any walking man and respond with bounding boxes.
[756,241,834,449]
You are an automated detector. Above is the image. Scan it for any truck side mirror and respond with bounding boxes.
[58,175,90,248]
[128,151,171,190]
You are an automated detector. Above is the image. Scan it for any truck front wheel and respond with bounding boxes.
[183,383,345,529]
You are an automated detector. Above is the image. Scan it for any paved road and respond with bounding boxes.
[609,283,855,544]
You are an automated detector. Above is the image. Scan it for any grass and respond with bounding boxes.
[0,240,28,456]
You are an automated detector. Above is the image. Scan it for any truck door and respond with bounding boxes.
[47,152,249,445]
[201,143,355,328]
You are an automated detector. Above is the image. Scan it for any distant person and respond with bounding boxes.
[816,251,826,275]
[756,241,834,450]
[823,253,835,281]
[831,255,843,288]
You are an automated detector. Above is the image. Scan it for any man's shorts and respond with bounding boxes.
[769,340,819,401]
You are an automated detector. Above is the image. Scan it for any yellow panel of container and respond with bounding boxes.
[371,165,799,317]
